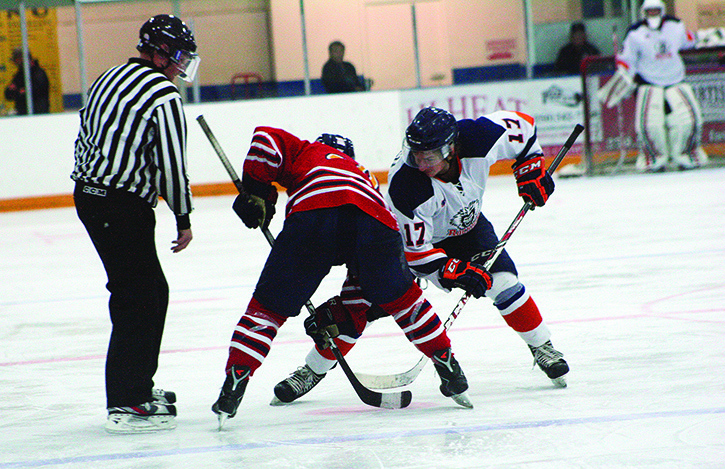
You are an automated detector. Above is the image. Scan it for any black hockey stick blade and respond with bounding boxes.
[356,123,584,390]
[328,338,412,409]
[197,114,411,408]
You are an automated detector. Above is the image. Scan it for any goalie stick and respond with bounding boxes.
[196,115,413,415]
[356,123,585,389]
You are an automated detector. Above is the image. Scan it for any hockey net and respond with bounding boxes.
[573,46,725,176]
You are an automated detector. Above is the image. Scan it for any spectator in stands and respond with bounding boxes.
[4,47,50,115]
[321,41,365,93]
[554,22,600,76]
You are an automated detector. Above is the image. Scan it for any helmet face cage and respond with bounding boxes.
[640,0,665,28]
[404,107,457,167]
[316,133,355,159]
[138,15,200,82]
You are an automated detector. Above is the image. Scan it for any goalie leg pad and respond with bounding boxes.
[664,83,702,167]
[635,85,668,170]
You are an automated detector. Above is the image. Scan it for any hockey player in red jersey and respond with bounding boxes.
[212,127,474,425]
[275,107,568,400]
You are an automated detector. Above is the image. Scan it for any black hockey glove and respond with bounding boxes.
[438,258,493,299]
[304,297,365,349]
[512,154,554,207]
[232,193,275,229]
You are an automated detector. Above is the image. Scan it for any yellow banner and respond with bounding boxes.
[0,7,63,115]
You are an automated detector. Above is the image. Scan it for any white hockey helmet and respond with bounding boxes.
[640,0,665,29]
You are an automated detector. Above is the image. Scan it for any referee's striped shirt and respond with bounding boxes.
[71,58,193,217]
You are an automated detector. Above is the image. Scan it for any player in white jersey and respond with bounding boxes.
[598,0,706,171]
[384,106,569,386]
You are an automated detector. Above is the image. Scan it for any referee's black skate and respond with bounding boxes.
[432,348,473,408]
[105,401,177,434]
[270,364,326,405]
[151,388,176,404]
[212,365,250,429]
[529,340,569,387]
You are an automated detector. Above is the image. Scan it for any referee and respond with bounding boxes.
[71,14,199,433]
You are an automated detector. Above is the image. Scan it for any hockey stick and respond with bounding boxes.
[196,115,412,410]
[356,123,585,389]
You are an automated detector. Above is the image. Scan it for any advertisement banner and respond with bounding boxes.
[0,7,63,115]
[399,76,585,155]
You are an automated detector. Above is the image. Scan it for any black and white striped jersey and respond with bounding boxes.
[71,58,192,216]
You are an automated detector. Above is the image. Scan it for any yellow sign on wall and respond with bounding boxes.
[0,7,63,115]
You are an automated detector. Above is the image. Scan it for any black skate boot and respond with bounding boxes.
[105,401,177,433]
[529,340,569,387]
[151,388,176,404]
[432,348,472,408]
[270,365,326,405]
[212,365,250,429]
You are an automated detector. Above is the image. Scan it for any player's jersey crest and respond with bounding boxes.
[449,200,479,236]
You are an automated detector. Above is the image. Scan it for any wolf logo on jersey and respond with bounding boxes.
[449,200,479,236]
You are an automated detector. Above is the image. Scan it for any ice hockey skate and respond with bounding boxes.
[151,388,176,404]
[431,348,472,408]
[270,364,326,405]
[105,401,177,434]
[212,365,250,429]
[529,340,569,387]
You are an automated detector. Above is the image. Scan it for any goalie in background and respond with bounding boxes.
[597,0,707,172]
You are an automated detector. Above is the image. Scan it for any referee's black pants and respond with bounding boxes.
[74,182,169,408]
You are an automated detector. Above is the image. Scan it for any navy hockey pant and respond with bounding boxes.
[434,214,518,275]
[254,206,414,317]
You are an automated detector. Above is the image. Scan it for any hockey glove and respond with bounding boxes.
[304,296,366,349]
[232,193,275,229]
[512,154,554,207]
[438,258,493,299]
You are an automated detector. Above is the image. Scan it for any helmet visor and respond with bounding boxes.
[170,49,200,82]
[404,140,454,169]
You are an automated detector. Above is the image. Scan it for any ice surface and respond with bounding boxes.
[1,168,724,468]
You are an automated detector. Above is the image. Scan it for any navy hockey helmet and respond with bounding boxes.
[316,133,355,159]
[137,14,199,82]
[405,107,458,152]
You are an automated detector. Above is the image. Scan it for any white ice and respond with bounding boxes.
[1,168,724,468]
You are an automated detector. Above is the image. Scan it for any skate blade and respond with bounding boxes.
[450,391,473,409]
[269,396,289,406]
[217,412,230,431]
[552,376,567,388]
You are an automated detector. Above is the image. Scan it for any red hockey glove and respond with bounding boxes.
[512,154,554,207]
[438,258,493,299]
[304,297,367,349]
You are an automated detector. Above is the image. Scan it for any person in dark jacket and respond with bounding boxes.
[321,41,365,93]
[554,22,600,76]
[4,48,50,115]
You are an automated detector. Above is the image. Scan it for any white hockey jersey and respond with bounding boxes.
[385,110,542,281]
[618,16,696,87]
